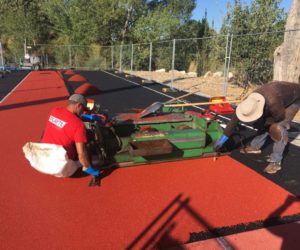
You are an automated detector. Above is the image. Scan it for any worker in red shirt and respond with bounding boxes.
[41,94,99,177]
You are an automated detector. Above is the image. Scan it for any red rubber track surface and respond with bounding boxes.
[1,71,300,249]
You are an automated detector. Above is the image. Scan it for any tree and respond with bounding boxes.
[130,0,196,70]
[131,0,195,42]
[0,0,52,61]
[220,0,286,84]
[0,0,198,69]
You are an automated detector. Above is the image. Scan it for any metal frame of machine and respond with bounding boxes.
[84,102,224,168]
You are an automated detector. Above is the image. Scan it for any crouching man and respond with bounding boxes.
[214,81,300,174]
[23,94,99,178]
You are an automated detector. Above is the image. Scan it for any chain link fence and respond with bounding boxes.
[0,42,24,70]
[2,29,300,121]
[1,29,300,94]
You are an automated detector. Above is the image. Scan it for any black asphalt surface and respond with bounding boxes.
[0,70,29,100]
[66,70,210,114]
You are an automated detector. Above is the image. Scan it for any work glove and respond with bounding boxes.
[213,135,229,151]
[81,113,107,125]
[81,113,101,122]
[83,166,100,177]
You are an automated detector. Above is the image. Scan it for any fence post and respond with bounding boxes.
[130,43,134,75]
[0,42,4,70]
[149,42,152,81]
[46,54,49,68]
[111,46,114,69]
[68,45,72,68]
[24,39,27,58]
[222,33,233,96]
[171,39,176,89]
[119,44,123,72]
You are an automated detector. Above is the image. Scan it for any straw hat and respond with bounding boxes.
[236,93,265,122]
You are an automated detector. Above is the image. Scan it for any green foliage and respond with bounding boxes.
[172,14,223,75]
[147,0,196,22]
[0,0,288,81]
[221,0,286,84]
[130,0,196,71]
[91,0,147,44]
[41,0,99,44]
[0,0,52,62]
[195,15,220,75]
[132,44,151,70]
[132,8,179,42]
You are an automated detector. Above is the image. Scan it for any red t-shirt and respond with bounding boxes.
[41,107,87,160]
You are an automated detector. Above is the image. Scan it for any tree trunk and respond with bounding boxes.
[273,0,300,83]
[121,5,133,45]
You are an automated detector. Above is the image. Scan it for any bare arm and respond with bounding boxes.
[75,142,91,169]
[223,113,239,137]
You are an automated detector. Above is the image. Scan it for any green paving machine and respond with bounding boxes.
[84,102,224,168]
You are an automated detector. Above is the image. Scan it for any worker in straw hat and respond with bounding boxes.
[214,81,300,174]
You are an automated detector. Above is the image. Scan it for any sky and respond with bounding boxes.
[192,0,293,31]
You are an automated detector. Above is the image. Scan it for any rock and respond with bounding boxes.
[187,72,197,77]
[155,69,166,73]
[228,72,234,80]
[213,71,223,77]
[204,71,212,78]
[179,70,186,75]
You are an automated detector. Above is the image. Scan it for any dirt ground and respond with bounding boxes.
[127,70,300,122]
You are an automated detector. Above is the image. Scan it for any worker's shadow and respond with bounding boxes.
[264,195,300,249]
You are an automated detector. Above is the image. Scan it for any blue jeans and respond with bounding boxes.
[250,103,300,162]
[250,130,287,162]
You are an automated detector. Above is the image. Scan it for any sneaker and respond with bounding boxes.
[240,146,262,154]
[264,161,281,174]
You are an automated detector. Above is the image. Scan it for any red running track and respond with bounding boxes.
[1,71,300,249]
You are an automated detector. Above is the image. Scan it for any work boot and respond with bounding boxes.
[264,161,281,174]
[240,146,262,154]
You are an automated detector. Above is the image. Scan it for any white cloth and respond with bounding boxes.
[23,142,81,177]
[30,56,40,64]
